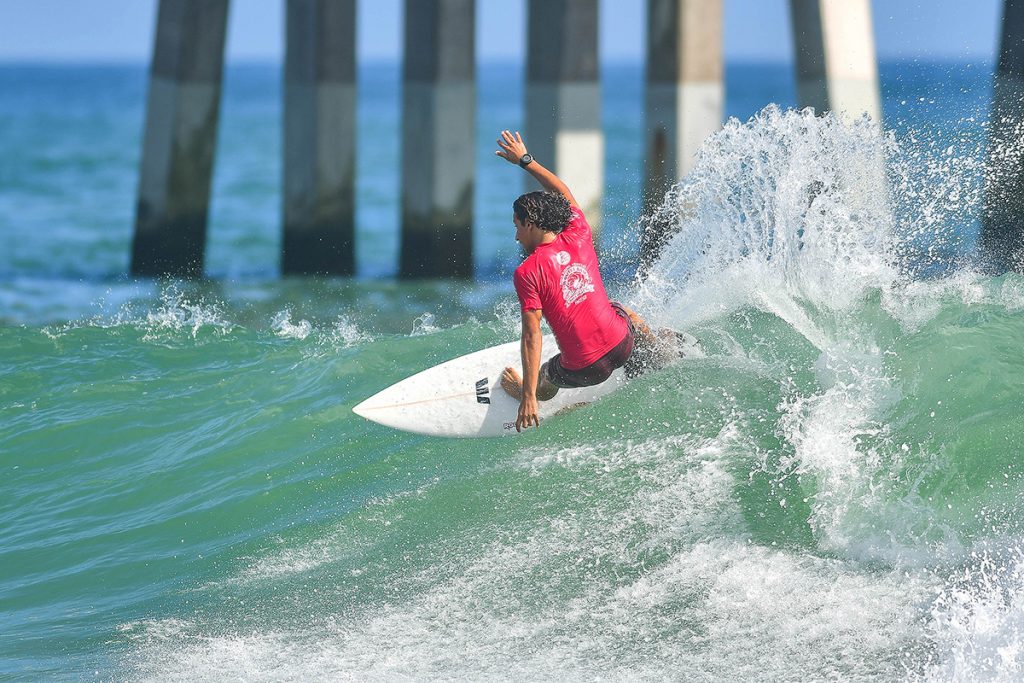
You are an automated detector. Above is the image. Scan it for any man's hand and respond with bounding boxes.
[494,129,579,208]
[516,394,540,432]
[495,130,528,165]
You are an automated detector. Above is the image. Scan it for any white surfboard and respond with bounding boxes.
[353,333,698,438]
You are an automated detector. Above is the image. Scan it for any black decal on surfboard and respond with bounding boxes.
[476,377,490,404]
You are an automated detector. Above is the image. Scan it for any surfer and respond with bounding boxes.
[494,130,662,432]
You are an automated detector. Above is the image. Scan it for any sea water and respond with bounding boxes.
[3,60,1023,680]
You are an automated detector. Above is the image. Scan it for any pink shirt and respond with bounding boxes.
[513,207,629,370]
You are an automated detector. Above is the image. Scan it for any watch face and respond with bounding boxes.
[520,154,533,166]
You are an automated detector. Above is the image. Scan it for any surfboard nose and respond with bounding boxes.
[352,400,370,419]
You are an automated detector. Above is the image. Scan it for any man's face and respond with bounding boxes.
[514,213,547,255]
[513,213,528,247]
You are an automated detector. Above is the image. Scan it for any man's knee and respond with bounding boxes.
[537,381,559,401]
[537,363,560,401]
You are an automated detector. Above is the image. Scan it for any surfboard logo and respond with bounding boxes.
[560,263,594,307]
[475,377,490,404]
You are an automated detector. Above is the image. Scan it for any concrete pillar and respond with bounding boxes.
[789,0,881,123]
[282,0,357,275]
[982,0,1024,272]
[526,0,603,232]
[641,0,723,268]
[399,0,475,279]
[131,0,229,278]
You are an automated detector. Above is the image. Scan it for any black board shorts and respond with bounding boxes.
[544,302,636,389]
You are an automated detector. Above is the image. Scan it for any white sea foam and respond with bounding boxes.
[39,284,236,340]
[630,108,1024,679]
[882,269,1024,333]
[133,287,235,340]
[409,312,440,336]
[490,296,522,339]
[329,314,373,347]
[126,541,934,682]
[271,308,313,340]
[627,107,997,571]
[920,544,1024,682]
[232,533,366,583]
[123,423,937,681]
[636,106,898,334]
[271,311,374,361]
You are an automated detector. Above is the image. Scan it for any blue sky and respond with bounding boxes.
[0,0,1004,64]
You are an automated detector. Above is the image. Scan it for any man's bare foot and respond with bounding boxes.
[500,366,523,400]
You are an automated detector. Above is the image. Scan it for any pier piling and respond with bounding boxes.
[982,0,1024,272]
[131,0,230,277]
[399,0,476,279]
[123,0,902,280]
[282,0,357,275]
[526,0,604,232]
[789,0,881,123]
[641,0,723,269]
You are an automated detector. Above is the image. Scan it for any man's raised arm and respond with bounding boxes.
[495,130,579,208]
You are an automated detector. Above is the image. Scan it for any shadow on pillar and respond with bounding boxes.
[639,128,675,276]
[980,115,1024,273]
[281,219,356,276]
[131,206,208,278]
[281,0,357,276]
[130,0,229,278]
[399,0,475,279]
[399,189,474,279]
[639,0,723,279]
[981,0,1024,273]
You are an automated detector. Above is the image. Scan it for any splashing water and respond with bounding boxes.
[621,107,1024,678]
[636,106,988,330]
[271,308,314,340]
[626,107,1003,562]
[638,106,895,330]
[410,312,441,336]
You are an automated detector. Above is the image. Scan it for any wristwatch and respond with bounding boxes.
[518,153,534,168]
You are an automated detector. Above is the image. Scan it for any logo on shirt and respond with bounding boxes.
[560,263,595,307]
[553,250,571,266]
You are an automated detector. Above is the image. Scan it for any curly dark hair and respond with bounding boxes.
[513,191,572,233]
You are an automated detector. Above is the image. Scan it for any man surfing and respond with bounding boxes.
[494,130,663,432]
